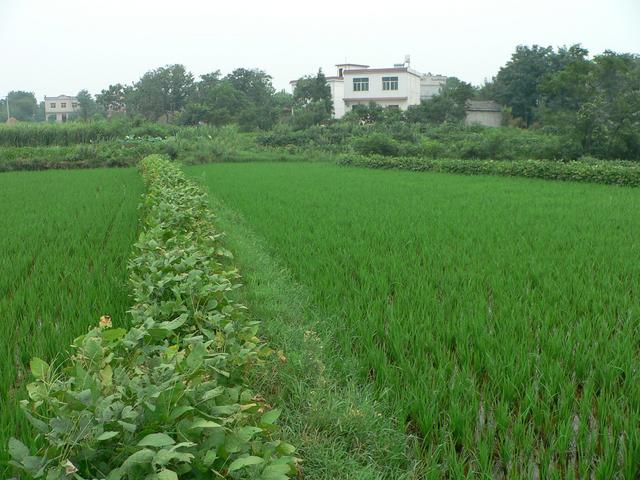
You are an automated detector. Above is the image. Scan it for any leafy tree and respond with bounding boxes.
[406,77,475,124]
[492,45,558,126]
[290,70,333,128]
[223,68,277,130]
[538,48,640,158]
[181,75,250,126]
[76,89,99,121]
[127,64,194,121]
[96,84,128,115]
[3,91,37,121]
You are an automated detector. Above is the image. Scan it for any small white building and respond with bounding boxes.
[465,100,502,127]
[291,58,447,119]
[44,95,79,122]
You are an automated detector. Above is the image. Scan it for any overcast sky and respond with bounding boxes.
[1,0,639,100]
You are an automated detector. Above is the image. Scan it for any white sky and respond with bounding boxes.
[1,0,639,100]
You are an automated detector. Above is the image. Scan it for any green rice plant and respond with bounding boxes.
[0,168,143,474]
[189,162,640,477]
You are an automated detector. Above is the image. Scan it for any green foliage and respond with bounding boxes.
[7,156,298,479]
[4,91,38,122]
[0,119,177,147]
[406,77,476,124]
[127,65,195,122]
[339,154,640,186]
[76,89,100,121]
[291,69,333,128]
[352,132,399,156]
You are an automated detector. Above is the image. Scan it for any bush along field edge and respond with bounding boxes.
[7,154,299,479]
[338,154,640,187]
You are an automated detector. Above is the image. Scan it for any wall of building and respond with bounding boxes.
[328,80,345,118]
[420,75,447,100]
[465,111,502,127]
[342,70,422,113]
[44,96,79,122]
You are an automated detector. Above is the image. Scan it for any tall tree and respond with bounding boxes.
[291,69,333,128]
[406,77,476,124]
[223,68,277,130]
[76,89,98,121]
[96,83,128,115]
[127,64,194,121]
[492,45,558,126]
[4,91,37,121]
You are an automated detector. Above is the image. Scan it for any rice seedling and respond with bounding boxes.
[0,168,142,473]
[189,162,640,477]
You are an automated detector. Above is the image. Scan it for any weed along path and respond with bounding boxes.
[188,161,640,477]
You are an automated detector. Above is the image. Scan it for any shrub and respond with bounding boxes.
[352,133,400,156]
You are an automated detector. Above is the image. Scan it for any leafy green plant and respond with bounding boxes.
[8,155,298,479]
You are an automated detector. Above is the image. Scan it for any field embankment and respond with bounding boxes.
[6,157,298,479]
[338,154,640,187]
[191,161,640,477]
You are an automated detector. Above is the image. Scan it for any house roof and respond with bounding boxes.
[344,67,422,77]
[466,100,502,112]
[343,96,409,102]
[336,63,369,68]
[44,95,77,101]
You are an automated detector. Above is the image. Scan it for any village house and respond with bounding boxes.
[44,95,79,122]
[291,57,448,119]
[465,100,503,127]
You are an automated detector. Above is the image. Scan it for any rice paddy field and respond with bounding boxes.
[0,168,142,471]
[189,162,640,478]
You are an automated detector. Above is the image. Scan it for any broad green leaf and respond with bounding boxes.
[188,418,221,429]
[203,449,217,467]
[261,464,292,480]
[186,342,205,370]
[122,448,154,470]
[96,431,119,441]
[169,405,193,421]
[228,455,264,472]
[101,328,127,342]
[157,469,178,480]
[30,357,49,379]
[261,409,281,425]
[277,442,296,455]
[8,437,29,462]
[137,433,175,448]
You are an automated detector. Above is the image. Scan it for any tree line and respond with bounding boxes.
[2,44,638,158]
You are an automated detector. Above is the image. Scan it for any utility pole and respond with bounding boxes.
[5,93,9,121]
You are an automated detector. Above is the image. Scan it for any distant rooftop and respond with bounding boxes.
[466,100,501,112]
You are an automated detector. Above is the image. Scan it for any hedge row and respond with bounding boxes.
[338,155,640,187]
[8,155,298,479]
[0,121,178,147]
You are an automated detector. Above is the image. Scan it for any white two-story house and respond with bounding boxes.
[291,58,447,119]
[44,95,79,122]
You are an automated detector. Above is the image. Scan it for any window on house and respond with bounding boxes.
[72,102,78,108]
[353,77,369,92]
[382,76,399,91]
[387,105,400,109]
[50,103,56,108]
[61,103,67,108]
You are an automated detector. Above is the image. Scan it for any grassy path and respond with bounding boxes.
[204,190,423,479]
